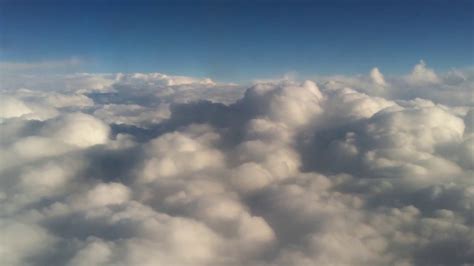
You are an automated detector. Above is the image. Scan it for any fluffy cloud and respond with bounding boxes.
[0,63,473,265]
[370,67,387,87]
[41,113,110,148]
[405,60,441,86]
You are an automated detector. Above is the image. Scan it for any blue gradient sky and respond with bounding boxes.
[1,0,473,81]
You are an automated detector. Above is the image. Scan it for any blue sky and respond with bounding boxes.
[1,0,473,82]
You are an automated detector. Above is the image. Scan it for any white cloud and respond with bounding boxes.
[370,67,387,87]
[0,96,33,119]
[0,65,473,265]
[41,113,110,148]
[405,60,441,85]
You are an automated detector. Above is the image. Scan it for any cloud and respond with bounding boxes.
[370,67,387,87]
[317,61,474,106]
[0,96,33,119]
[405,60,441,85]
[0,63,473,265]
[41,113,110,148]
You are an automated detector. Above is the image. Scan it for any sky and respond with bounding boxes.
[1,0,473,81]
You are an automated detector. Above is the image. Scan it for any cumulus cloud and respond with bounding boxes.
[370,67,387,87]
[0,63,473,265]
[405,60,441,85]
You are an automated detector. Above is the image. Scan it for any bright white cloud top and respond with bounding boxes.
[0,62,473,266]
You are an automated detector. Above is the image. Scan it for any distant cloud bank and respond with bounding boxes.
[1,62,473,265]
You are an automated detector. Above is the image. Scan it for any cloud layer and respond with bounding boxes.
[1,63,473,265]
